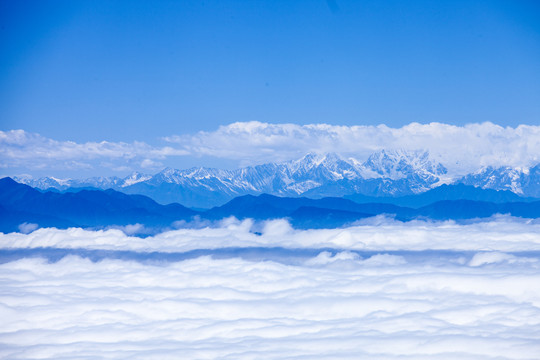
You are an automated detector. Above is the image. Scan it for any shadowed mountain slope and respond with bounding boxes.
[2,178,540,233]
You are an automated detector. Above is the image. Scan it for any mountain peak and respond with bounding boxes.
[12,150,540,207]
[121,172,151,187]
[459,165,534,195]
[363,149,447,180]
[0,176,17,185]
[289,152,346,168]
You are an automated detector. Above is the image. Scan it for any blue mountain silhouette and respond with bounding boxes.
[1,177,539,233]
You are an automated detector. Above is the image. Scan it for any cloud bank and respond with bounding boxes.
[166,121,540,173]
[2,122,540,176]
[0,129,187,173]
[0,250,539,358]
[1,222,540,359]
[2,217,540,253]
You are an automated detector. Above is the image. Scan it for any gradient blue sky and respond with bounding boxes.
[1,0,540,145]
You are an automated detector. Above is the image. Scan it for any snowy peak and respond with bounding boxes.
[13,176,73,190]
[459,165,540,196]
[14,173,151,190]
[286,153,327,174]
[152,167,187,184]
[121,172,152,187]
[13,150,449,197]
[13,150,540,207]
[285,152,359,181]
[363,150,447,180]
[318,152,358,175]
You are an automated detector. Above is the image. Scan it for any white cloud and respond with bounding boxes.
[468,251,538,267]
[17,222,38,234]
[0,230,539,359]
[105,223,153,236]
[166,121,540,174]
[0,130,188,173]
[2,217,540,253]
[2,122,540,176]
[140,158,163,169]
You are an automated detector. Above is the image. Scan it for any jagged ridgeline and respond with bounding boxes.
[14,150,540,208]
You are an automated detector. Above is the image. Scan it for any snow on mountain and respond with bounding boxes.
[13,176,73,190]
[363,149,447,180]
[19,150,540,206]
[459,164,540,197]
[15,172,148,191]
[121,172,152,187]
[284,152,361,182]
[13,150,456,207]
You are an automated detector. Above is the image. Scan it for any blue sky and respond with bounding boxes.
[2,0,540,143]
[1,1,540,177]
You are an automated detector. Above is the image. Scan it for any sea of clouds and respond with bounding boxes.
[1,219,540,359]
[4,216,540,253]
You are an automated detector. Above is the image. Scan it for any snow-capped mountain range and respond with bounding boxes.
[13,150,540,207]
[460,165,540,197]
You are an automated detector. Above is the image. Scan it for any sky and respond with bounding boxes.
[1,0,540,177]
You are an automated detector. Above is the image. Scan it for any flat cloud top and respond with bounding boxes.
[1,226,540,359]
[2,121,540,176]
[1,222,540,359]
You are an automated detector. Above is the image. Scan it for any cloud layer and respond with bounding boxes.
[1,222,540,359]
[167,121,540,173]
[2,217,540,253]
[2,122,540,176]
[0,129,187,173]
[1,250,539,358]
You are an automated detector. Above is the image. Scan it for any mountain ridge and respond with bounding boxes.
[12,150,540,208]
[2,177,540,234]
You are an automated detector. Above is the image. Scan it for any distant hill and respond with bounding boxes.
[2,177,540,233]
[0,177,196,233]
[206,193,540,226]
[204,193,415,222]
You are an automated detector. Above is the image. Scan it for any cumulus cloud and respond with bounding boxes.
[166,121,540,173]
[105,223,154,236]
[2,122,540,175]
[0,130,187,172]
